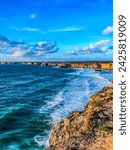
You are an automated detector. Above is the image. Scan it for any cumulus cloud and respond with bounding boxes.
[66,40,111,55]
[35,41,59,54]
[11,49,26,57]
[0,35,59,59]
[0,35,25,48]
[102,26,113,35]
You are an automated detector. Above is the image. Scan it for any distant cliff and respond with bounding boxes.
[0,61,113,70]
[47,62,113,70]
[46,83,113,150]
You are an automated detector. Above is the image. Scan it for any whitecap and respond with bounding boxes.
[35,68,112,147]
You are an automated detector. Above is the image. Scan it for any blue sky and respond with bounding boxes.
[0,0,113,61]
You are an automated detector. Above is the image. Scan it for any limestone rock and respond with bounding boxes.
[46,83,113,150]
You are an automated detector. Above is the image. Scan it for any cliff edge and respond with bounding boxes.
[46,84,113,150]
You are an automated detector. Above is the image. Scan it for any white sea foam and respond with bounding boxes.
[34,131,50,147]
[35,68,112,147]
[39,91,63,113]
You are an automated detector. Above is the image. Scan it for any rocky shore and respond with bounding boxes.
[46,83,113,150]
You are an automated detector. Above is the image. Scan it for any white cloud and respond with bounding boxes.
[11,47,26,57]
[66,39,110,55]
[0,35,60,61]
[11,26,84,33]
[0,41,8,47]
[10,26,39,32]
[83,40,109,51]
[101,47,108,52]
[36,41,59,53]
[102,26,113,35]
[44,27,85,33]
[21,27,39,32]
[29,14,37,19]
[38,41,48,47]
[12,51,24,57]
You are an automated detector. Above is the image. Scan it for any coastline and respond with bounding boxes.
[46,83,113,150]
[0,61,113,70]
[0,64,113,149]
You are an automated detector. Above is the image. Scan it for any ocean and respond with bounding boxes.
[0,64,113,150]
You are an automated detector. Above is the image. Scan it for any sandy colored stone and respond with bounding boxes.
[46,83,113,150]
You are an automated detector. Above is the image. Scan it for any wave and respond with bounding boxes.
[39,92,63,114]
[34,130,50,147]
[35,68,112,147]
[52,66,60,68]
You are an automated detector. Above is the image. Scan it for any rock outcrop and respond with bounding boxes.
[48,62,113,70]
[46,84,113,150]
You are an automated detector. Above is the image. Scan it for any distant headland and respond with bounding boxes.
[0,61,113,70]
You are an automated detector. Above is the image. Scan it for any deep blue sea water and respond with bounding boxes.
[0,64,113,150]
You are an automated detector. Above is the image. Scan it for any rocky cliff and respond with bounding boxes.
[46,84,113,150]
[48,62,113,70]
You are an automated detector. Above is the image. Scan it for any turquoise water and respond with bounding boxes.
[0,64,113,150]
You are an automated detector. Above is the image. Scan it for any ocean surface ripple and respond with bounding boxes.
[0,64,113,150]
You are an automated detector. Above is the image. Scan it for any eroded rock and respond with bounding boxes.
[46,83,113,150]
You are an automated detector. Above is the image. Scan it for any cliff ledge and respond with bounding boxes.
[46,84,113,150]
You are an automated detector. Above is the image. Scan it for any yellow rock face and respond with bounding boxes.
[49,62,113,70]
[46,84,113,150]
